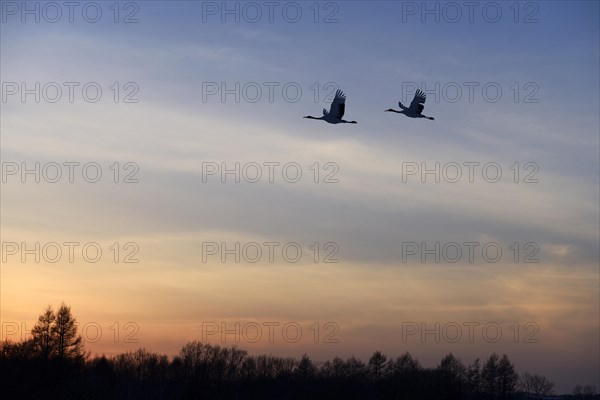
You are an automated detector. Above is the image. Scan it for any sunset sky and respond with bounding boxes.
[1,1,598,393]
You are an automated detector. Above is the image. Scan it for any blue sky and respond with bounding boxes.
[1,1,599,394]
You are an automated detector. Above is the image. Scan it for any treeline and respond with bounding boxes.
[0,304,597,400]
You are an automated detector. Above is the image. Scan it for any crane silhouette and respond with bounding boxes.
[304,89,357,124]
[386,89,435,120]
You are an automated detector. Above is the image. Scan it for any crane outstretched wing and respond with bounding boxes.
[328,89,347,119]
[409,89,427,114]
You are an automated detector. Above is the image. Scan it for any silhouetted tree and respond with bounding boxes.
[519,372,555,399]
[466,358,482,399]
[573,384,597,399]
[497,354,518,399]
[296,353,317,380]
[240,356,257,381]
[482,353,500,398]
[0,339,37,360]
[437,353,467,399]
[346,356,368,380]
[224,346,247,383]
[31,305,56,359]
[385,352,422,398]
[53,303,84,361]
[369,351,387,381]
[389,352,421,373]
[321,356,347,379]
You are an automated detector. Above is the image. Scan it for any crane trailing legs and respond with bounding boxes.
[304,89,357,124]
[386,89,435,120]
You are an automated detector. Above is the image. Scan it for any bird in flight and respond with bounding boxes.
[304,89,357,124]
[386,89,435,120]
